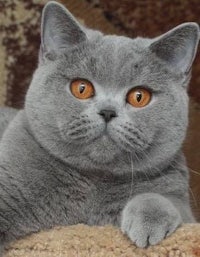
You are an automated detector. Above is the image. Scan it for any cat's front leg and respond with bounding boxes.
[121,193,182,248]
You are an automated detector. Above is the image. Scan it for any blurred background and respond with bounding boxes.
[0,0,200,220]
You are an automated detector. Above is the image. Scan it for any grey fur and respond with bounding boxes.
[0,1,199,252]
[0,108,18,138]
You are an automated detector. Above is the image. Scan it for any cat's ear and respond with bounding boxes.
[40,1,87,59]
[149,23,199,73]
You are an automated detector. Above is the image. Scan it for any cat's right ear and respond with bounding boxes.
[40,1,87,61]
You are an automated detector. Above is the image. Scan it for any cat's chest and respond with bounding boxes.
[84,181,132,226]
[55,175,131,226]
[51,170,154,226]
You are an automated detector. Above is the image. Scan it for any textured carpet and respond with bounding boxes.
[3,224,200,257]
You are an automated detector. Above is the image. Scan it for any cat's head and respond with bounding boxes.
[25,1,199,173]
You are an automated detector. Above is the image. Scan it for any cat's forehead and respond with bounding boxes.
[58,35,145,76]
[92,35,145,62]
[56,34,177,90]
[86,35,173,87]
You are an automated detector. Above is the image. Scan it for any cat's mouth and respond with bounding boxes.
[99,125,111,137]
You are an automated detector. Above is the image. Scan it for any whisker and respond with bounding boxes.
[131,150,154,186]
[189,186,198,207]
[115,131,133,152]
[128,153,134,199]
[188,167,200,176]
[137,150,161,184]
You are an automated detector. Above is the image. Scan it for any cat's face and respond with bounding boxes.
[25,2,199,171]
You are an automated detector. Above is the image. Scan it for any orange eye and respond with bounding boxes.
[127,87,151,108]
[70,79,94,99]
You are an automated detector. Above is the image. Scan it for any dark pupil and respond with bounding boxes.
[79,83,85,94]
[136,92,142,102]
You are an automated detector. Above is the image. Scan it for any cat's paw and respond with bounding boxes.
[121,193,182,248]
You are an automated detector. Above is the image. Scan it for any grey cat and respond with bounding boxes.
[0,1,199,254]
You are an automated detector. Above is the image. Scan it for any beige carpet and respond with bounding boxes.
[3,224,200,257]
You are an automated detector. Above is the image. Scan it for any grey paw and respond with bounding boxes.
[121,193,182,248]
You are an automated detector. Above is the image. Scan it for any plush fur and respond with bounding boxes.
[0,1,199,254]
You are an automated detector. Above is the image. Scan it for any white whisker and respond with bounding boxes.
[128,153,134,199]
[188,167,200,176]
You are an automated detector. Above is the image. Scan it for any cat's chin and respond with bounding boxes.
[85,135,121,165]
[87,151,116,165]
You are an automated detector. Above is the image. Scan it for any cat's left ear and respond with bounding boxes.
[149,23,199,73]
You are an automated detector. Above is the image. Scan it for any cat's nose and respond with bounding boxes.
[98,109,117,122]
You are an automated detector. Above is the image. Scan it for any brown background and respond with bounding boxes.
[0,0,200,220]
